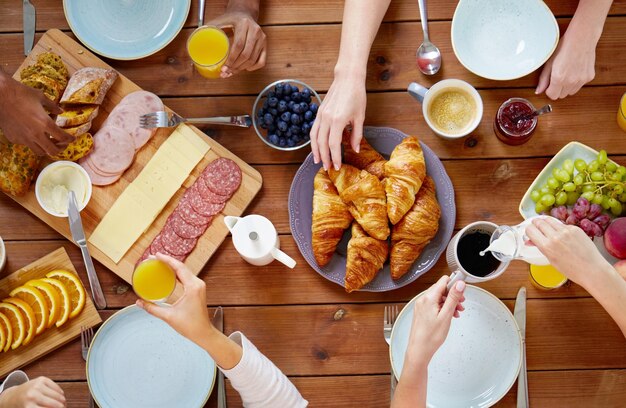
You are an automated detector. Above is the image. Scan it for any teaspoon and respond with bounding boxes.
[416,0,442,75]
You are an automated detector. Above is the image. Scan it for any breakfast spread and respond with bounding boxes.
[35,161,91,216]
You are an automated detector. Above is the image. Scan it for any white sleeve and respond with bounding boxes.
[0,370,29,394]
[221,332,308,408]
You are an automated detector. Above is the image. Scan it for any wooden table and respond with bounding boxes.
[2,1,626,406]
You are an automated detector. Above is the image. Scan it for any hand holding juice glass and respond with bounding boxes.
[187,26,230,79]
[133,258,176,302]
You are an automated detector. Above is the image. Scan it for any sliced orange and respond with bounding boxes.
[0,302,26,349]
[40,278,71,327]
[0,312,11,352]
[0,313,6,352]
[4,298,36,346]
[10,285,48,335]
[26,279,61,328]
[46,270,86,319]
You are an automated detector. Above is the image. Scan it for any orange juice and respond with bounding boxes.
[132,259,176,301]
[529,264,567,290]
[187,26,229,79]
[618,93,626,132]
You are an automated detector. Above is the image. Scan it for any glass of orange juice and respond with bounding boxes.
[529,264,567,290]
[187,25,230,79]
[132,259,176,302]
[618,93,626,132]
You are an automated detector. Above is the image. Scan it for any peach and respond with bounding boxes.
[604,218,626,259]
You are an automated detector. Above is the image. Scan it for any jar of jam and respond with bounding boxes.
[494,98,537,145]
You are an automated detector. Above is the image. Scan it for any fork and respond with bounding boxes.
[80,326,95,408]
[139,111,252,129]
[384,305,399,401]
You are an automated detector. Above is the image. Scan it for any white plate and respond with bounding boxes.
[87,305,215,408]
[390,285,522,408]
[451,0,559,80]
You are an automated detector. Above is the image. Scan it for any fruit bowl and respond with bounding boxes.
[252,79,322,151]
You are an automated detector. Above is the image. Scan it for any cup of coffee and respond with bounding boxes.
[445,221,510,290]
[407,79,483,139]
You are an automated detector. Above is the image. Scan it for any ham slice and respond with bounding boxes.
[105,90,163,150]
[89,124,135,174]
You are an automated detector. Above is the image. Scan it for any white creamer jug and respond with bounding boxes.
[480,216,552,265]
[224,215,296,268]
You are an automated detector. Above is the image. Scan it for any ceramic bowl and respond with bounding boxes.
[35,161,92,218]
[451,0,559,80]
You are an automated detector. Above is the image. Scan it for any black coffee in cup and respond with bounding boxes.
[457,231,500,277]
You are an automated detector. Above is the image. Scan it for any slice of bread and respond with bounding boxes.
[36,52,69,80]
[56,105,99,128]
[0,138,41,197]
[62,121,92,137]
[60,67,118,105]
[51,133,94,162]
[21,74,64,102]
[20,63,69,89]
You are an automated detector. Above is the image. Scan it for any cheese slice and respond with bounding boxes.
[88,126,211,263]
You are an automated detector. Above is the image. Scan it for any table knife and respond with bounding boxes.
[68,191,107,310]
[23,0,35,56]
[213,306,227,408]
[514,287,529,408]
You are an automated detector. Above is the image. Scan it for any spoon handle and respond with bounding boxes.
[418,0,430,41]
[533,104,553,117]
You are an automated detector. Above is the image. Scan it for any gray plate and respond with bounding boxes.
[288,127,456,292]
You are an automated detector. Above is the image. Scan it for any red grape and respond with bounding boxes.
[579,219,603,237]
[587,204,603,219]
[565,214,579,225]
[550,206,568,222]
[572,197,590,219]
[593,214,611,230]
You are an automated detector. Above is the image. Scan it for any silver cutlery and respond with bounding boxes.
[515,104,553,124]
[68,191,106,310]
[383,305,399,401]
[139,111,252,129]
[213,306,227,408]
[23,0,35,56]
[198,0,206,27]
[80,326,96,408]
[514,287,529,408]
[416,0,442,75]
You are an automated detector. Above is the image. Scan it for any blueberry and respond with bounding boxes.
[278,137,287,147]
[299,102,308,112]
[275,83,284,95]
[290,84,299,93]
[292,104,302,114]
[268,134,279,145]
[283,95,291,103]
[287,101,295,110]
[268,97,278,107]
[283,85,292,96]
[257,107,266,117]
[268,91,276,98]
[276,129,283,137]
[278,100,288,112]
[287,138,296,147]
[262,112,272,122]
[302,122,311,134]
[302,88,311,99]
[294,92,304,103]
[289,125,301,135]
[290,113,301,125]
[304,110,314,121]
[303,134,310,141]
[269,108,278,116]
[309,103,319,113]
[286,130,292,138]
[268,123,276,132]
[280,112,291,122]
[277,120,288,132]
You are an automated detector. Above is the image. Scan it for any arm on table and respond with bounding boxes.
[137,254,307,408]
[310,0,392,171]
[536,0,613,99]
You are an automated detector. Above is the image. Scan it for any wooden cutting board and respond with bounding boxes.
[0,247,102,378]
[8,29,263,289]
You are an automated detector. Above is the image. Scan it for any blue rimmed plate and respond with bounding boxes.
[289,127,456,292]
[63,0,191,60]
[87,305,215,407]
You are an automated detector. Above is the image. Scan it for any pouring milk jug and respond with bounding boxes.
[480,216,552,265]
[224,215,297,268]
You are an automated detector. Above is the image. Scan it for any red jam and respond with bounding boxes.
[494,98,537,145]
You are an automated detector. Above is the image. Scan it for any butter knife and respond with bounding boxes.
[213,306,227,408]
[23,0,35,56]
[68,191,106,310]
[514,287,528,408]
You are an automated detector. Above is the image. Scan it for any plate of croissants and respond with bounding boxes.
[289,127,455,292]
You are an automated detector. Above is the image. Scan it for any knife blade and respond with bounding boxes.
[213,306,227,408]
[514,287,528,408]
[68,191,106,310]
[23,0,35,56]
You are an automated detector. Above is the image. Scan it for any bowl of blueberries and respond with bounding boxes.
[252,79,321,150]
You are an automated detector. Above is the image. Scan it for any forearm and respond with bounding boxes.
[335,0,392,79]
[391,356,428,408]
[567,0,612,45]
[585,264,626,338]
[195,325,244,370]
[226,0,260,20]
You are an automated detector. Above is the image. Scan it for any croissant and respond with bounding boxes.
[342,129,387,180]
[328,164,390,241]
[345,222,389,293]
[384,136,426,225]
[312,169,353,266]
[390,176,440,279]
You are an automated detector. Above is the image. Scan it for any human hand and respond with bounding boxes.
[310,74,367,171]
[208,10,266,78]
[405,276,466,367]
[136,253,214,346]
[0,377,66,408]
[0,72,73,156]
[535,25,596,100]
[526,217,613,287]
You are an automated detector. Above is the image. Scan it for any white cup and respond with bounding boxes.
[445,221,510,290]
[407,79,483,139]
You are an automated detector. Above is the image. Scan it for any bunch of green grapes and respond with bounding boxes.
[530,149,626,216]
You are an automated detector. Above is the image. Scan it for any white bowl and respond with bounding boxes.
[35,161,92,217]
[451,0,559,80]
[0,236,6,273]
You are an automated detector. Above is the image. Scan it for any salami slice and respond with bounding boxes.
[196,176,228,204]
[161,225,198,256]
[149,233,187,261]
[178,199,211,227]
[90,124,135,174]
[79,156,121,186]
[202,158,242,197]
[190,193,226,217]
[170,212,210,239]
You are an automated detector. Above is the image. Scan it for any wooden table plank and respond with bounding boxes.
[3,0,625,33]
[1,17,626,96]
